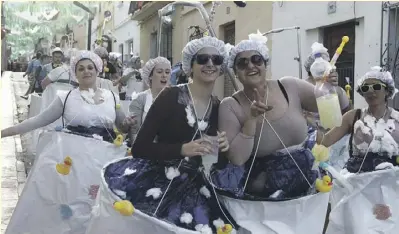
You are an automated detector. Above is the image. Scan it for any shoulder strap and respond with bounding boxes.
[277,80,289,104]
[232,95,240,104]
[62,89,75,128]
[349,109,362,155]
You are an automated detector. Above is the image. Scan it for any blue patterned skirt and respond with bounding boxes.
[211,131,319,201]
[104,158,235,231]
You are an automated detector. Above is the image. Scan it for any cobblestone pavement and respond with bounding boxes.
[1,72,31,233]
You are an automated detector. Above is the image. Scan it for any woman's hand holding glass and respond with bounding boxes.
[181,138,213,157]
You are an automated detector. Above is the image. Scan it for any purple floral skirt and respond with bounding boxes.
[104,158,236,231]
[210,130,319,200]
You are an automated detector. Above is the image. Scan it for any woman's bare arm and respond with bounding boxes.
[316,109,357,147]
[281,76,350,113]
[219,97,255,165]
[1,98,63,137]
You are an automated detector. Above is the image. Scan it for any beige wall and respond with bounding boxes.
[139,13,160,63]
[72,22,88,50]
[138,2,273,98]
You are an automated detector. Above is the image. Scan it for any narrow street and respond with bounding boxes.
[1,72,31,233]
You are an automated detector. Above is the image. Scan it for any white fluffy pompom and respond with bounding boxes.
[123,168,137,176]
[248,29,267,44]
[213,218,225,229]
[165,167,181,180]
[145,188,162,199]
[195,224,213,234]
[180,212,193,224]
[200,186,211,198]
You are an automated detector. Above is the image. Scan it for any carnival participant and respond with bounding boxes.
[127,56,171,145]
[115,55,143,100]
[21,52,42,99]
[41,49,79,90]
[32,54,52,94]
[303,43,352,171]
[316,66,399,173]
[103,36,234,232]
[36,47,65,90]
[1,50,136,141]
[93,47,119,81]
[211,32,349,200]
[303,43,351,130]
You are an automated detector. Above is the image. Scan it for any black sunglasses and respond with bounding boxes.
[235,54,265,70]
[194,54,224,66]
[360,83,386,93]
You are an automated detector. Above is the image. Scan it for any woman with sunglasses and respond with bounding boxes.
[127,57,171,145]
[104,37,235,232]
[211,32,349,200]
[315,66,399,172]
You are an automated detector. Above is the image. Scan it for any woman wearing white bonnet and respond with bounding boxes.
[303,42,350,131]
[211,31,349,200]
[102,37,235,232]
[116,55,142,101]
[317,66,399,172]
[127,56,171,145]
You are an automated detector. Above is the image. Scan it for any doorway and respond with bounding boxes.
[323,21,356,101]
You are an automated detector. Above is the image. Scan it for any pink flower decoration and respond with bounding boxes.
[89,185,100,200]
[373,204,392,220]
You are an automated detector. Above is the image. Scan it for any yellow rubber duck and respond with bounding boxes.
[311,144,329,169]
[113,135,124,147]
[217,224,233,234]
[345,84,351,99]
[104,67,110,73]
[315,175,333,193]
[56,156,72,175]
[113,200,135,216]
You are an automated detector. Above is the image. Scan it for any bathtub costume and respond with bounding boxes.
[209,31,335,233]
[326,67,399,234]
[86,37,235,233]
[4,51,128,234]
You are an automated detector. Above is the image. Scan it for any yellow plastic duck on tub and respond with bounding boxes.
[217,224,233,234]
[113,135,124,147]
[113,200,135,216]
[315,175,333,193]
[56,156,73,175]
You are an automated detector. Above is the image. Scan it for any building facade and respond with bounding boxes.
[271,1,399,109]
[91,2,115,51]
[113,1,141,62]
[132,1,273,99]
